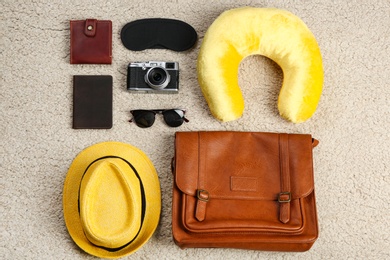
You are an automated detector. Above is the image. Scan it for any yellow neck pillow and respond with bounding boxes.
[197,7,324,123]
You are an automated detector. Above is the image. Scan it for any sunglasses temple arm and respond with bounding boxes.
[180,109,189,123]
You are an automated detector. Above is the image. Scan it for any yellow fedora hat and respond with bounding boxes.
[63,141,161,258]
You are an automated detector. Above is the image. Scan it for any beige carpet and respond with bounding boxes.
[1,0,389,259]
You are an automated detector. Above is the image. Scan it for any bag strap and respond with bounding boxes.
[195,132,208,221]
[279,134,291,224]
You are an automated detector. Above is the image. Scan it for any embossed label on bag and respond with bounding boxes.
[230,176,258,192]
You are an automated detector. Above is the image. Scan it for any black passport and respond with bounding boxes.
[73,75,113,129]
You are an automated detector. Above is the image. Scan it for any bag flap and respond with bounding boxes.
[174,131,315,201]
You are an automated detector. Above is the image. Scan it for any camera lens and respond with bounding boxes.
[145,67,170,89]
[152,70,163,82]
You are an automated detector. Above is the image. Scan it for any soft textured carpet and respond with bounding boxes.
[1,0,389,259]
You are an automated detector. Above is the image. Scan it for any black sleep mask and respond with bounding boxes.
[121,18,197,51]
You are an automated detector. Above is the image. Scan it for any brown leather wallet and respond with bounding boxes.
[172,131,319,252]
[70,19,112,64]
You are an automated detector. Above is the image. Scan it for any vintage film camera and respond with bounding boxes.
[127,61,179,94]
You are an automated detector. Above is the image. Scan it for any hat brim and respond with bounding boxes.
[63,142,161,258]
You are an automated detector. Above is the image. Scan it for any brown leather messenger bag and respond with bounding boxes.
[172,131,319,252]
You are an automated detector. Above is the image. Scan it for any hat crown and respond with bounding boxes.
[79,158,142,249]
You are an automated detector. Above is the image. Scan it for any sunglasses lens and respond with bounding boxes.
[131,110,156,128]
[162,110,185,127]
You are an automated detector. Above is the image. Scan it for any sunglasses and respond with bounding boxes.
[129,109,189,128]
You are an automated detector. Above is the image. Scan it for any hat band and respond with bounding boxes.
[78,156,146,252]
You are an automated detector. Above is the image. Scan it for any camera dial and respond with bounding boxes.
[145,67,171,89]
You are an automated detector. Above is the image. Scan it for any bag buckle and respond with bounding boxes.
[278,192,291,203]
[197,189,209,202]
